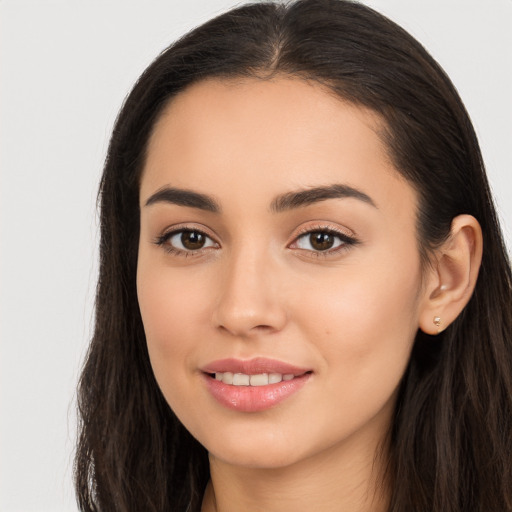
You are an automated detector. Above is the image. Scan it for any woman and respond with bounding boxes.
[75,0,512,510]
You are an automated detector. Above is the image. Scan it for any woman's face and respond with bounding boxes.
[137,78,429,469]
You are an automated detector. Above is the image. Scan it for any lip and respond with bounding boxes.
[202,357,310,375]
[201,357,312,413]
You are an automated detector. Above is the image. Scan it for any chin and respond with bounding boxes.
[208,440,306,470]
[198,418,332,471]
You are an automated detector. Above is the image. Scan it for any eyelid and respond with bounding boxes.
[152,221,359,258]
[153,223,220,256]
[293,222,356,240]
[288,222,360,256]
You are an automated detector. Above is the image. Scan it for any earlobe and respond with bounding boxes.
[419,215,483,335]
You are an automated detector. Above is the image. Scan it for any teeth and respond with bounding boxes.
[250,374,268,386]
[222,372,233,385]
[214,372,297,386]
[232,373,250,386]
[268,373,282,384]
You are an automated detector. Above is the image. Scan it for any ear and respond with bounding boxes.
[419,214,483,335]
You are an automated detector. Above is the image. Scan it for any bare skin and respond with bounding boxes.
[136,77,482,512]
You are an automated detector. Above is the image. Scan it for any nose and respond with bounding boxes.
[212,246,288,338]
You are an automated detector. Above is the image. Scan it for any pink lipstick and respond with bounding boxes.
[202,357,312,412]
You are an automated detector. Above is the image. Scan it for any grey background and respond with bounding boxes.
[1,1,511,510]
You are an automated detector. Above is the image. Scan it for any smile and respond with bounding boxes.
[213,372,297,386]
[202,358,312,412]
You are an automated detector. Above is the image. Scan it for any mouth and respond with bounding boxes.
[201,358,313,412]
[206,371,311,386]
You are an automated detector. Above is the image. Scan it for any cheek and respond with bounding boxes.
[300,257,420,338]
[136,265,213,431]
[136,261,210,382]
[296,256,421,406]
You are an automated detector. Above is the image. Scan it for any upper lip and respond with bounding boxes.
[202,357,311,376]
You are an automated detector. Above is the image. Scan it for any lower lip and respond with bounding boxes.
[203,373,311,412]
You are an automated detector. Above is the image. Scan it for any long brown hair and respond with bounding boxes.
[75,1,512,510]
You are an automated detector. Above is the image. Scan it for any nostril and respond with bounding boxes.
[215,320,283,338]
[253,324,275,332]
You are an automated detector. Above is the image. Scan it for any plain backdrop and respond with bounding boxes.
[1,1,511,510]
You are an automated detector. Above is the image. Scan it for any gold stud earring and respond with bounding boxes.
[433,316,441,328]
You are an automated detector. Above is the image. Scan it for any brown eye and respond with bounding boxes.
[293,229,354,253]
[165,229,217,252]
[181,230,206,250]
[309,232,335,251]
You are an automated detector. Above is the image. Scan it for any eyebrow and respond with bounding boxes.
[144,183,376,213]
[144,186,221,212]
[270,184,376,212]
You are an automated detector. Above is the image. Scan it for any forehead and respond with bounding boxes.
[146,77,387,166]
[141,77,414,216]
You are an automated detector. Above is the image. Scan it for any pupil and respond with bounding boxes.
[310,232,334,251]
[181,230,205,250]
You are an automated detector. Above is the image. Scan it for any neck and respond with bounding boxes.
[202,428,391,512]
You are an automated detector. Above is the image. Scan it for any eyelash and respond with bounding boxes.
[153,225,359,258]
[153,226,217,257]
[291,225,359,257]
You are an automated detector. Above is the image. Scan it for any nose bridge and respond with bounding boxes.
[213,237,287,336]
